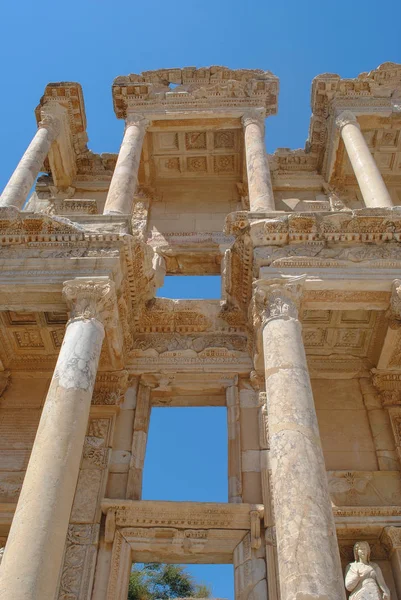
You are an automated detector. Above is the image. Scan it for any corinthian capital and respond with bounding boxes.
[381,526,401,554]
[252,275,306,328]
[38,109,61,141]
[335,110,359,131]
[125,113,150,131]
[63,277,115,323]
[241,108,265,129]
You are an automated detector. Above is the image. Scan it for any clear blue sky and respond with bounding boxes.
[1,1,400,597]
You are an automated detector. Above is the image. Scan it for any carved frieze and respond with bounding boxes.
[112,66,279,118]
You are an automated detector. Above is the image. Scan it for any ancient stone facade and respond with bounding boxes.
[0,63,401,599]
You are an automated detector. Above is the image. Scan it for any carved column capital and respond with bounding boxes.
[252,275,306,328]
[62,277,115,324]
[335,110,360,131]
[241,108,265,130]
[381,526,401,554]
[125,113,151,132]
[38,109,61,141]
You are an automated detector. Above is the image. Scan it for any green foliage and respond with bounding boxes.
[127,563,211,600]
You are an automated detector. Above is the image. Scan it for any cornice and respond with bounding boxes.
[112,66,279,118]
[226,208,401,246]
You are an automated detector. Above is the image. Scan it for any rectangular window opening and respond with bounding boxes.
[142,407,228,503]
[128,563,234,600]
[156,275,221,300]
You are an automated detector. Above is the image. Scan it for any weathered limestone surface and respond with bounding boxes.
[336,111,393,209]
[0,279,112,600]
[1,63,401,600]
[242,110,275,212]
[103,114,149,215]
[0,111,60,209]
[254,276,346,600]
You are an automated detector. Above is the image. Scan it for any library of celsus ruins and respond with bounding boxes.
[1,61,401,599]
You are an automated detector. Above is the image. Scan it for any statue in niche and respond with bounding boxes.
[345,541,391,599]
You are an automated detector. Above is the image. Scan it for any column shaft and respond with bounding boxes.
[0,116,59,210]
[337,111,393,208]
[103,115,148,215]
[255,278,345,600]
[0,279,112,600]
[242,110,275,212]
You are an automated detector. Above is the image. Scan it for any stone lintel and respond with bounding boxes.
[101,499,263,532]
[141,371,238,393]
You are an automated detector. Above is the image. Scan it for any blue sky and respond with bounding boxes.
[1,0,400,597]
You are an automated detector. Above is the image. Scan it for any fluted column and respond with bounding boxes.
[0,278,114,600]
[0,111,60,210]
[242,109,275,212]
[336,110,393,208]
[253,276,345,600]
[103,114,149,215]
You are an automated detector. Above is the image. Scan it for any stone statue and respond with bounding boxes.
[0,546,4,566]
[345,541,391,600]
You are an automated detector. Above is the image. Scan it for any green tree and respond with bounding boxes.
[127,563,211,600]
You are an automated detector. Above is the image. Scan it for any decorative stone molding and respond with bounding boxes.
[62,277,115,323]
[372,370,401,392]
[92,370,129,406]
[112,66,279,118]
[57,524,100,600]
[101,499,264,531]
[252,275,306,327]
[335,110,359,131]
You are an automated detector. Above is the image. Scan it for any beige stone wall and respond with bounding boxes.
[313,378,379,471]
[148,181,239,235]
[0,375,49,505]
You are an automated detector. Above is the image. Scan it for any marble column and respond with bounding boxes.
[336,110,393,209]
[103,114,149,215]
[0,277,114,600]
[253,276,345,600]
[0,111,60,210]
[242,109,275,213]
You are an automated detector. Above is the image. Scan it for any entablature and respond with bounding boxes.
[112,66,279,119]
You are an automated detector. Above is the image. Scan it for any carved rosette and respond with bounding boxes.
[252,276,306,328]
[241,108,266,130]
[62,278,115,324]
[335,110,360,131]
[38,109,61,141]
[125,113,150,132]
